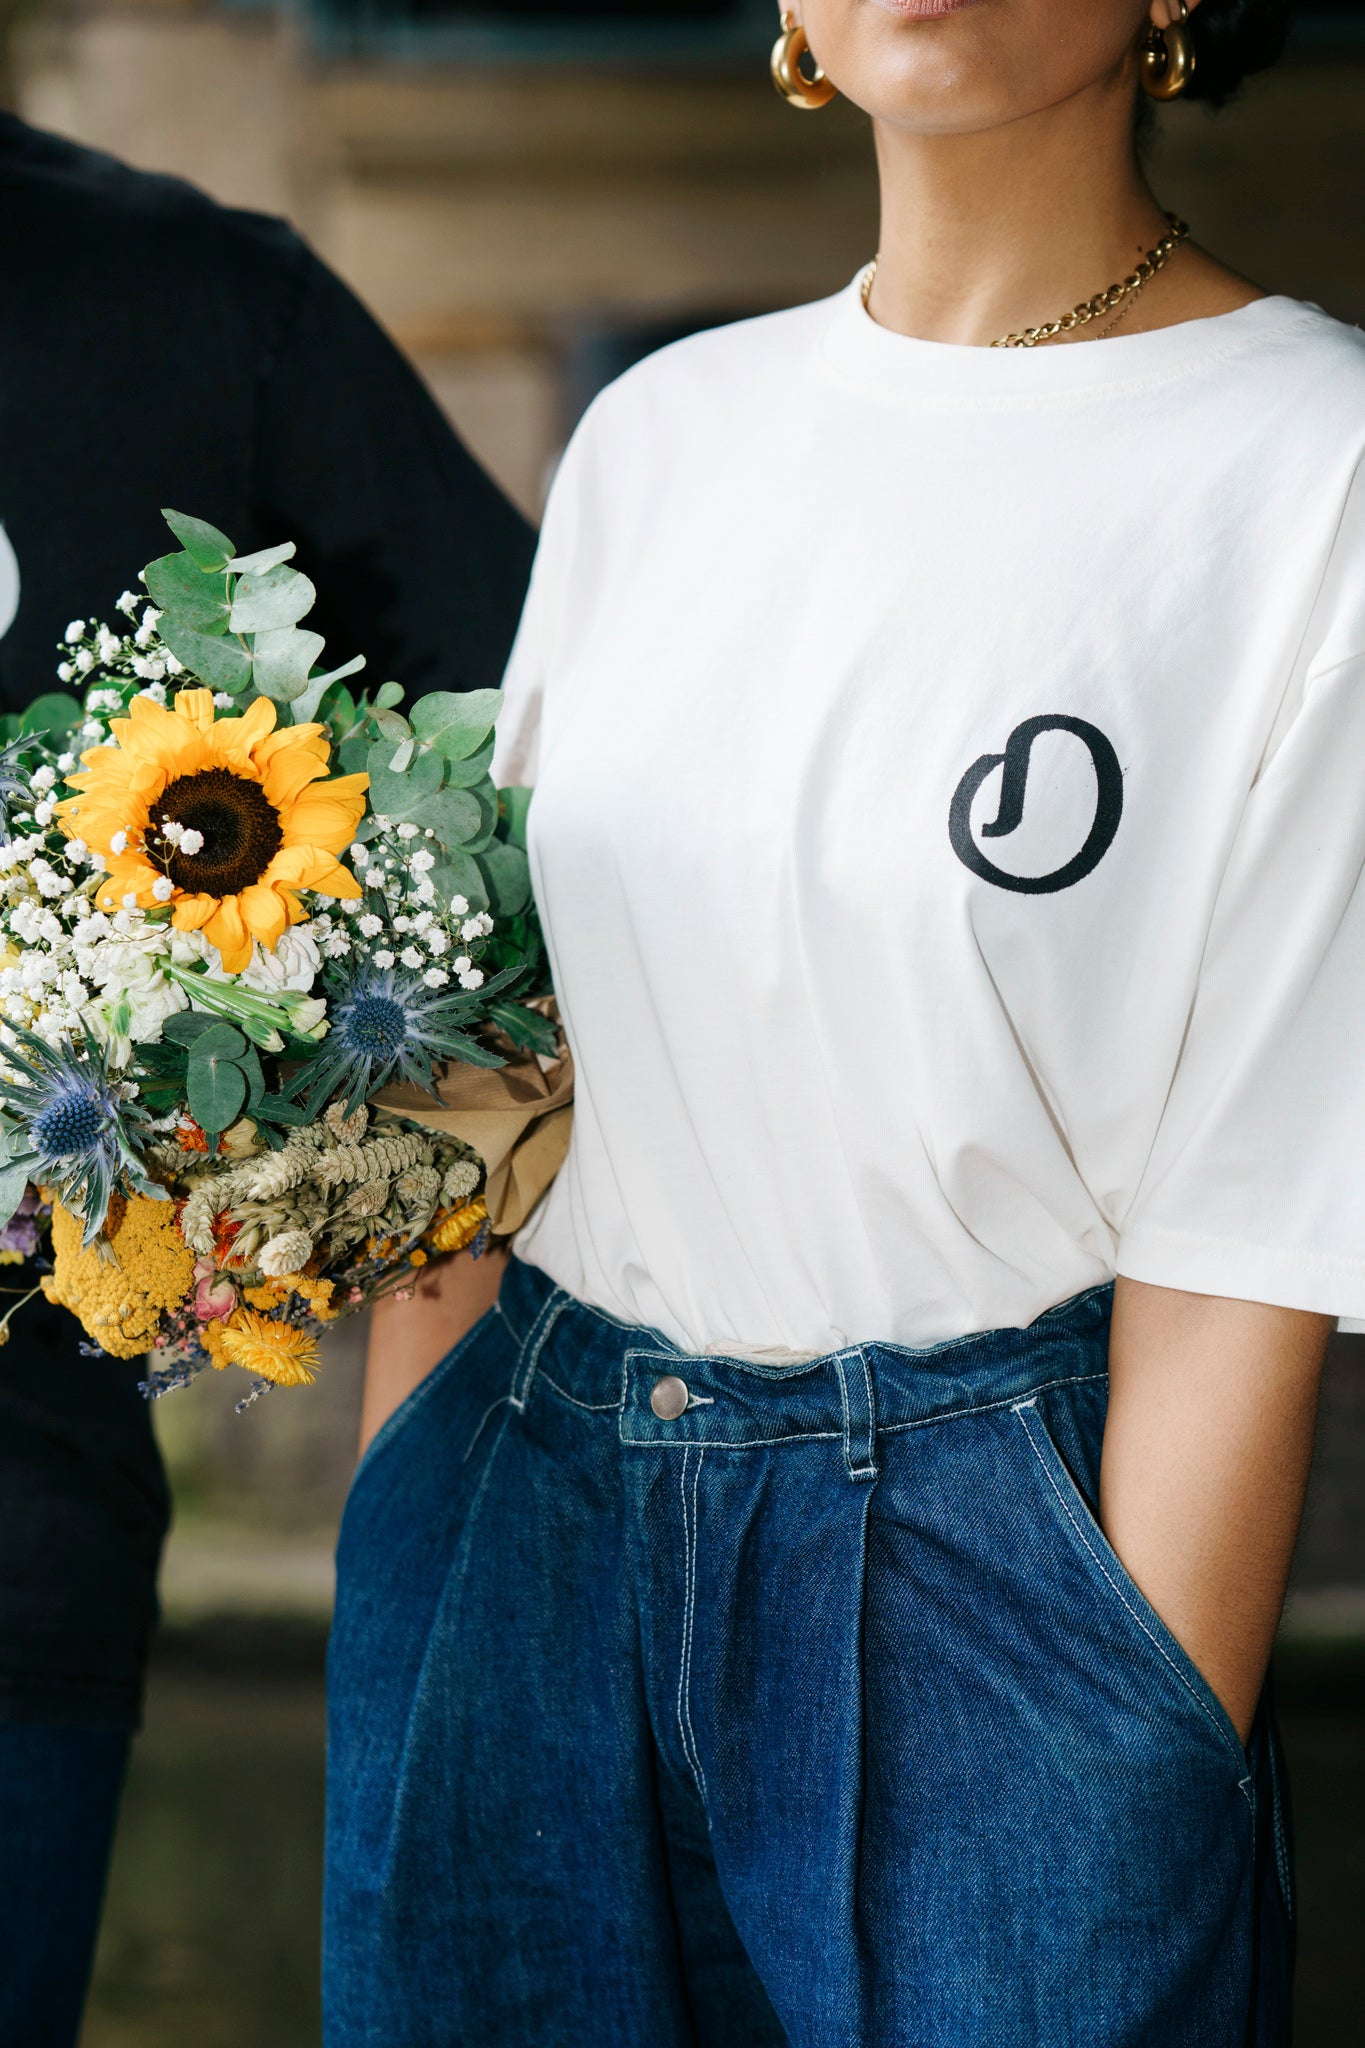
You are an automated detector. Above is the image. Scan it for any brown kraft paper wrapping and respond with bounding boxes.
[372,1045,574,1237]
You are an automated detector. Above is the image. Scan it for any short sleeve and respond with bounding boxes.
[1118,648,1365,1323]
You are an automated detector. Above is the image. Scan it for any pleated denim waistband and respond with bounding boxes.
[497,1255,1113,1478]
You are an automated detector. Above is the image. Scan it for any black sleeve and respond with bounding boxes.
[249,243,537,698]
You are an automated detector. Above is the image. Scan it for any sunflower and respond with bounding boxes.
[56,688,368,973]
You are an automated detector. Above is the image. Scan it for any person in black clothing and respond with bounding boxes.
[0,110,535,2047]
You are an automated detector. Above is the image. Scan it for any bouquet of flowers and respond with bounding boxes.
[0,510,565,1406]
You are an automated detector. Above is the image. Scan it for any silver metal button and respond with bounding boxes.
[650,1374,690,1421]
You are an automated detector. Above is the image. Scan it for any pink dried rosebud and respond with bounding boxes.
[191,1259,237,1323]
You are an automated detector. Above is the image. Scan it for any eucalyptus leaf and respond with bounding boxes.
[388,738,415,774]
[239,1046,266,1108]
[187,1023,248,1062]
[371,709,411,743]
[478,839,532,917]
[499,787,533,850]
[459,782,501,856]
[365,741,441,819]
[229,564,317,635]
[19,692,83,738]
[162,509,235,572]
[158,618,252,695]
[162,1012,222,1046]
[440,736,496,789]
[186,1054,248,1137]
[227,542,296,577]
[252,626,326,703]
[320,682,359,734]
[431,850,489,914]
[288,654,366,729]
[407,784,485,845]
[0,1159,31,1232]
[143,552,231,631]
[410,689,503,761]
[339,735,370,775]
[374,681,404,710]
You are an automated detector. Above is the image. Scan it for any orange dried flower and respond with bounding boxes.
[424,1196,488,1256]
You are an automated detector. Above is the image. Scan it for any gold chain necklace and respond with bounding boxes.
[858,214,1190,349]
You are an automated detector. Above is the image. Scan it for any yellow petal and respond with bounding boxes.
[206,695,277,773]
[204,897,252,972]
[171,894,219,933]
[260,745,331,814]
[94,854,163,909]
[279,777,370,853]
[237,884,289,949]
[109,697,205,783]
[262,846,362,898]
[255,720,327,764]
[173,689,218,733]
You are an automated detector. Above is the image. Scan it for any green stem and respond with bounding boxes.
[0,1284,42,1338]
[163,964,294,1048]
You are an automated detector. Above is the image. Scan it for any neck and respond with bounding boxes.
[867,74,1169,345]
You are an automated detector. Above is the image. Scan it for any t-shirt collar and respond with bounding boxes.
[819,273,1318,408]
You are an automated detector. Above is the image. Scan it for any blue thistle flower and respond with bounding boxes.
[297,959,526,1118]
[1,1029,165,1244]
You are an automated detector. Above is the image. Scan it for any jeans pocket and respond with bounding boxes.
[1012,1393,1250,1778]
[349,1303,508,1496]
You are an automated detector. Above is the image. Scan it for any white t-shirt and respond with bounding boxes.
[493,282,1365,1357]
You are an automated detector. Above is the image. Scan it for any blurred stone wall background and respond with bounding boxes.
[5,0,1364,1629]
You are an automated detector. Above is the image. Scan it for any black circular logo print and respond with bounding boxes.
[948,714,1123,895]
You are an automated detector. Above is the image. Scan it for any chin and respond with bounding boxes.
[804,0,1137,136]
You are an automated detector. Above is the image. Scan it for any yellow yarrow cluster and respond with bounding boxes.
[41,1195,195,1360]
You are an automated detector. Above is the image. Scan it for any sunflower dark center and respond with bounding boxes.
[341,995,409,1059]
[32,1092,105,1158]
[150,768,283,897]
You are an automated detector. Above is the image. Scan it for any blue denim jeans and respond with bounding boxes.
[325,1256,1293,2046]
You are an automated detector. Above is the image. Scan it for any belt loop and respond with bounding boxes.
[510,1287,567,1412]
[834,1348,878,1483]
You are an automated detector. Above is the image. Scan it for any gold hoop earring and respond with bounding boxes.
[1141,0,1196,100]
[771,11,837,111]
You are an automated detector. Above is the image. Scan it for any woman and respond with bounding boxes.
[325,2,1364,2040]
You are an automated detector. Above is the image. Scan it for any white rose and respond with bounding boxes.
[169,928,219,971]
[85,939,168,993]
[127,977,189,1039]
[238,925,321,995]
[85,974,187,1066]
